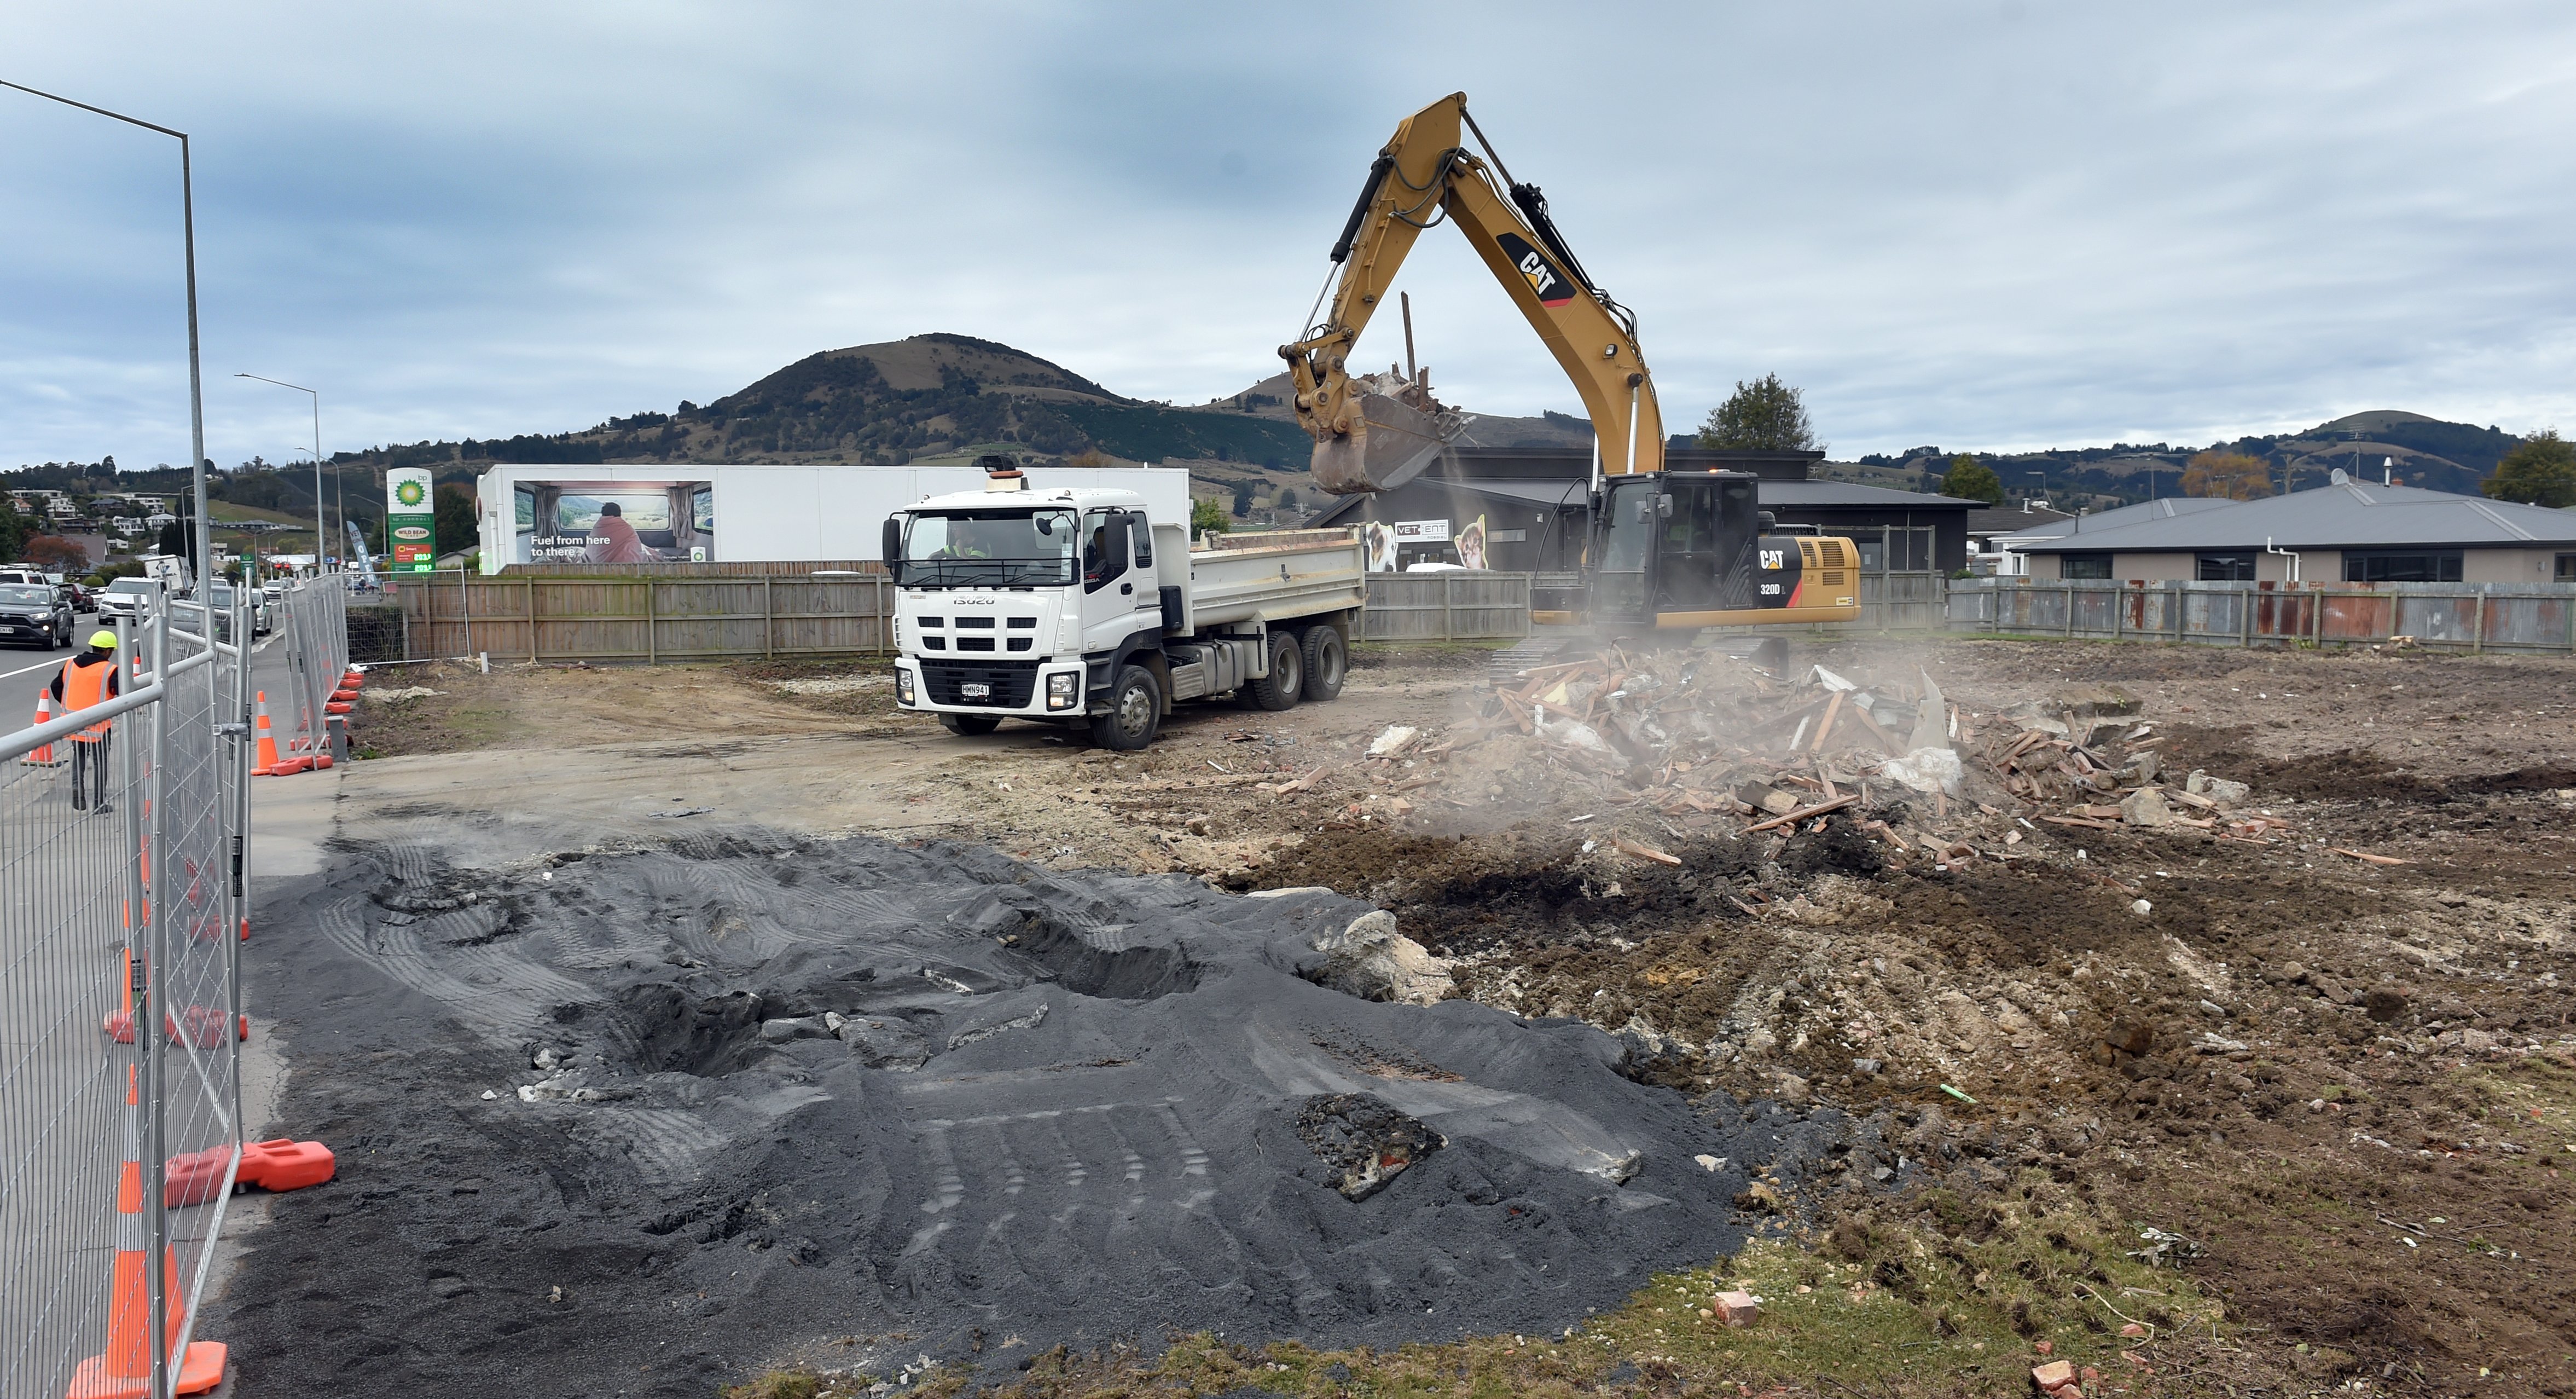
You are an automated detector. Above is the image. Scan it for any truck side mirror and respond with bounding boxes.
[881,517,902,573]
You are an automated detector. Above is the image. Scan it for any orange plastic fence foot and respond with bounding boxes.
[63,1340,226,1398]
[161,1147,232,1209]
[239,1138,335,1192]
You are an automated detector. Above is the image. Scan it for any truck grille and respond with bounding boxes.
[921,660,1039,707]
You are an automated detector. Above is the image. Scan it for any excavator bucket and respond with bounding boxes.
[1312,391,1452,495]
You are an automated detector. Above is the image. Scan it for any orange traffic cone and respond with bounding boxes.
[64,1068,226,1398]
[22,692,65,767]
[249,693,305,777]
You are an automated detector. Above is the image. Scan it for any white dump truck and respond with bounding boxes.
[884,466,1367,749]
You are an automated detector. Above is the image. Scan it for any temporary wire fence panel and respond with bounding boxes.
[1948,579,2576,653]
[0,592,253,1397]
[1358,572,1531,641]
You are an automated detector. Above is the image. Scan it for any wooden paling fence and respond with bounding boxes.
[1948,578,2576,654]
[388,565,1535,662]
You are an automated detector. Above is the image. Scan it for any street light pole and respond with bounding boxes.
[2,78,211,594]
[236,374,322,575]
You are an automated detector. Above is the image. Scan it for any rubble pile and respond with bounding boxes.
[1271,646,2286,865]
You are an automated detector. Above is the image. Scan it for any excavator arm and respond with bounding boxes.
[1281,93,1664,494]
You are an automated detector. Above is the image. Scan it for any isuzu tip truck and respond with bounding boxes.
[884,463,1366,749]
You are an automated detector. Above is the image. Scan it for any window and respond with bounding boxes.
[2061,553,2113,580]
[2343,550,2462,583]
[2196,553,2255,581]
[2557,553,2575,581]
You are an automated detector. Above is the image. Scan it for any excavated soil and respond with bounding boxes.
[250,639,2576,1395]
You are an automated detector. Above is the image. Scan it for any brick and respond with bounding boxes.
[1712,1290,1759,1327]
[2032,1359,2076,1392]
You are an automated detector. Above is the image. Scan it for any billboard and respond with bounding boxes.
[514,480,715,564]
[387,467,436,572]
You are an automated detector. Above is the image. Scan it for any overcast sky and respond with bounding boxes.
[7,1,2576,473]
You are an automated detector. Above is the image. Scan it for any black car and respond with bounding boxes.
[0,582,75,648]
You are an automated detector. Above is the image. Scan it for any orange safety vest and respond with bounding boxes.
[57,656,114,741]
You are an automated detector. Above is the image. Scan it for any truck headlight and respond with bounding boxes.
[1046,671,1078,710]
[895,668,915,706]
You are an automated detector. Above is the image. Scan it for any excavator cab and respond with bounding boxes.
[1585,470,1858,638]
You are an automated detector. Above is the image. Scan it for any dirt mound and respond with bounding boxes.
[220,831,1798,1396]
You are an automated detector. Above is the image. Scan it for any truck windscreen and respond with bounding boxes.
[897,509,1079,587]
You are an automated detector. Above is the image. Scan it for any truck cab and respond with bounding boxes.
[885,466,1364,749]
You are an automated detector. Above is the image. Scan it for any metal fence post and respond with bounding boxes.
[142,606,172,1399]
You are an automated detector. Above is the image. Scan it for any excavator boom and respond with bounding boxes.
[1284,93,1858,640]
[1282,93,1660,494]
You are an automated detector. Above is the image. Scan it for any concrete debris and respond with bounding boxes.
[360,685,443,703]
[1365,725,1423,759]
[2185,771,2251,808]
[1881,747,1962,796]
[833,1015,931,1070]
[1312,910,1454,1006]
[1711,1290,1760,1327]
[2119,787,2172,828]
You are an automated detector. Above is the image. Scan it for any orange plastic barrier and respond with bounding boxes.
[238,1139,336,1193]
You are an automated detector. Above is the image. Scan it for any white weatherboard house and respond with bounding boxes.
[2004,477,2576,584]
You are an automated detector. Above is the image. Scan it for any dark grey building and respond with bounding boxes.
[1307,446,1974,574]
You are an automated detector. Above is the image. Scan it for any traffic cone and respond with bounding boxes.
[22,692,65,767]
[249,693,305,777]
[64,1068,227,1398]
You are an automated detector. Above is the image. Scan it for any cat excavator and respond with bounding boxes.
[1280,92,1860,648]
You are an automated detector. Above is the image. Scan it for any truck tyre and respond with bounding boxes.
[940,713,1002,736]
[1243,630,1303,712]
[1091,664,1162,750]
[1299,625,1345,702]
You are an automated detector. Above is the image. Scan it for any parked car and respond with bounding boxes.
[94,576,161,623]
[58,581,94,612]
[0,582,76,649]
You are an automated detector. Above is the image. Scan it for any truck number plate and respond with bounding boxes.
[961,682,991,699]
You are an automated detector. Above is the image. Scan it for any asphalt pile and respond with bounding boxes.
[216,830,1802,1396]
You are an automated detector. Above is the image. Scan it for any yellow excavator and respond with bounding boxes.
[1281,92,1860,644]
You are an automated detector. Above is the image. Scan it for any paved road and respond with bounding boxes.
[0,611,100,732]
[2,614,288,741]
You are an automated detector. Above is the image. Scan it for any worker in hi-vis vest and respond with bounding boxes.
[49,630,121,812]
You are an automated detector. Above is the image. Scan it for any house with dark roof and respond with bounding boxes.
[2009,476,2576,583]
[1306,447,1975,574]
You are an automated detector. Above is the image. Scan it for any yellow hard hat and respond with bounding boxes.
[88,631,117,651]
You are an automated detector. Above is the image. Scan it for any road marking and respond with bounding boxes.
[0,655,67,680]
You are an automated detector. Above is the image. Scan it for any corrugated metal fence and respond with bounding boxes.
[1948,577,2576,653]
[388,565,1535,661]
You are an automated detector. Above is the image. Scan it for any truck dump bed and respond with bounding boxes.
[1183,528,1367,632]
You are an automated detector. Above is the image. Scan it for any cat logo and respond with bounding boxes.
[1495,233,1576,308]
[1759,549,1786,570]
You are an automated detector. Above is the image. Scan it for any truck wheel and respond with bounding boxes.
[1091,664,1161,750]
[940,713,1002,736]
[1243,630,1303,712]
[1299,625,1345,701]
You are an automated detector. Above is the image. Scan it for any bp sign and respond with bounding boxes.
[387,468,435,572]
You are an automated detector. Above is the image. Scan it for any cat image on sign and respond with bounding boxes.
[1455,514,1488,571]
[1364,521,1399,572]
